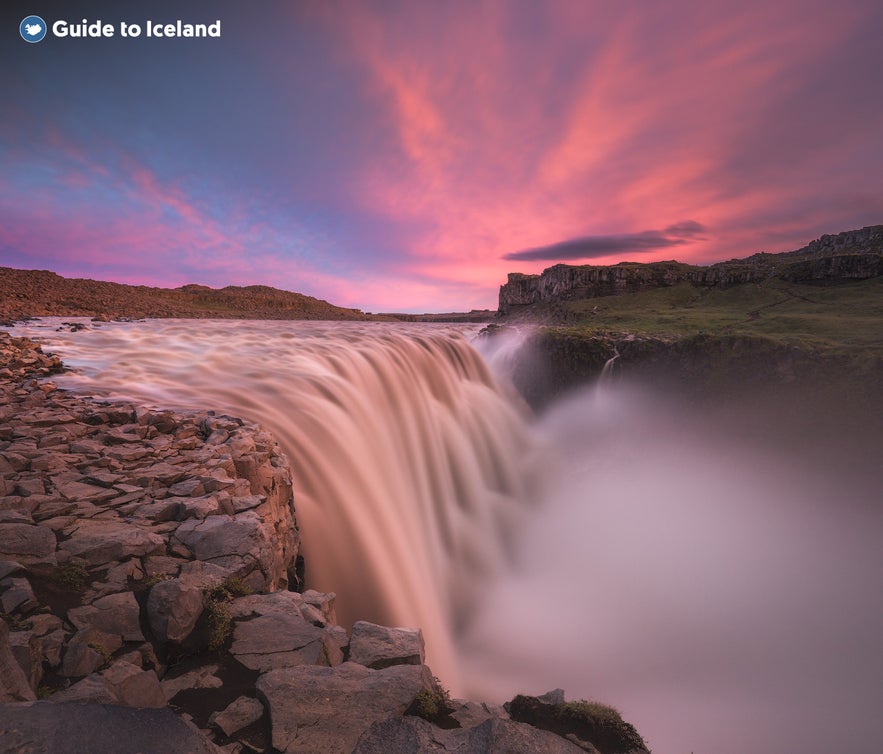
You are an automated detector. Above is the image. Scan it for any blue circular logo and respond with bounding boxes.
[20,15,47,43]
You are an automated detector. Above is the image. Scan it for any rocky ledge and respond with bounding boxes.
[499,224,883,313]
[0,331,649,754]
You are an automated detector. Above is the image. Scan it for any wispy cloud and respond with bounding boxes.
[503,221,708,262]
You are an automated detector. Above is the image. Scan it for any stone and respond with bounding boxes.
[228,590,303,619]
[449,699,510,729]
[8,631,42,690]
[505,694,649,754]
[349,621,425,669]
[174,511,271,561]
[322,625,348,666]
[28,615,65,668]
[255,662,433,754]
[302,589,337,625]
[230,610,325,671]
[14,477,45,496]
[209,695,264,737]
[0,621,36,702]
[0,576,38,614]
[54,479,115,502]
[67,591,145,642]
[0,523,56,566]
[178,560,236,588]
[142,555,184,579]
[352,715,589,754]
[133,462,188,486]
[176,495,222,519]
[60,519,165,566]
[161,663,223,700]
[147,578,205,644]
[60,627,123,678]
[100,660,166,708]
[0,561,24,580]
[0,701,223,753]
[168,478,206,497]
[51,673,119,704]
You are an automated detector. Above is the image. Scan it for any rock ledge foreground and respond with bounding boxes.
[0,330,648,754]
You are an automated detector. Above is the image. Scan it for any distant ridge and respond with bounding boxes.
[0,268,373,322]
[498,224,883,314]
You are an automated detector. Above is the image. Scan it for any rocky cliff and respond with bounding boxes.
[0,332,650,754]
[498,225,883,314]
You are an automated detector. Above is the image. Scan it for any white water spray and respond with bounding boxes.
[11,317,882,754]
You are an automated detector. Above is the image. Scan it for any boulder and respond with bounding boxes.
[352,715,589,754]
[100,660,165,708]
[174,512,273,572]
[50,674,119,704]
[161,663,223,701]
[0,523,56,566]
[349,621,425,669]
[230,610,325,672]
[209,695,264,737]
[256,661,433,753]
[68,591,145,642]
[0,576,38,614]
[8,631,42,690]
[0,622,35,702]
[505,694,649,754]
[0,701,222,753]
[229,590,303,619]
[60,627,122,678]
[60,520,165,566]
[147,578,205,644]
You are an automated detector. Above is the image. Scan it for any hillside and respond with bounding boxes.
[496,225,883,347]
[0,268,373,322]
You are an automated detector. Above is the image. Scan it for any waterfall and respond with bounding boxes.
[11,317,882,754]
[13,319,541,690]
[599,344,620,383]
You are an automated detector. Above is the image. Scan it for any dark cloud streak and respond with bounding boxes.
[503,221,708,262]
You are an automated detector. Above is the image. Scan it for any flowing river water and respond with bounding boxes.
[10,318,882,754]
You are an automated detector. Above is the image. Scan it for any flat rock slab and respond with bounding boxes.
[352,715,589,754]
[68,591,145,642]
[349,620,425,669]
[256,661,432,754]
[174,511,272,562]
[0,523,56,566]
[209,695,264,737]
[231,611,325,671]
[0,701,221,753]
[60,519,165,566]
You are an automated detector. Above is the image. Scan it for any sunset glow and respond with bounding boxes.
[2,0,882,311]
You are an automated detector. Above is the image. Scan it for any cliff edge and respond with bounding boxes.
[498,225,883,314]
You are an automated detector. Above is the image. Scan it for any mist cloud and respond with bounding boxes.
[503,221,708,262]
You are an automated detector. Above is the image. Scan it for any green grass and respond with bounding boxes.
[559,276,883,350]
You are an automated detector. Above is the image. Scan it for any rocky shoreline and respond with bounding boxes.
[0,331,649,754]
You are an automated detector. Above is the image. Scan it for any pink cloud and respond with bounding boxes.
[309,0,880,296]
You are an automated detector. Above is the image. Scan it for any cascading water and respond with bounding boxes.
[10,318,543,692]
[10,317,882,754]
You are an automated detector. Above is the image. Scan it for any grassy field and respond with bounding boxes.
[558,276,883,350]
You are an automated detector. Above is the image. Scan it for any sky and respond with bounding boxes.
[2,1,882,313]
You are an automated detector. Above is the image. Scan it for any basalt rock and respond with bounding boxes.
[498,224,883,314]
[0,702,222,754]
[0,330,651,754]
